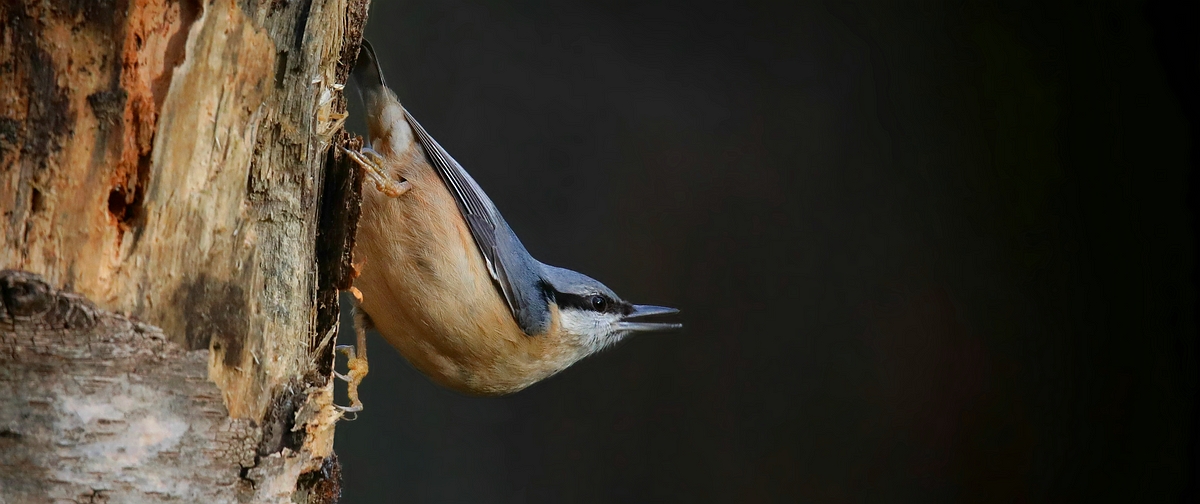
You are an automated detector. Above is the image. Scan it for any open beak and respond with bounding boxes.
[616,305,682,332]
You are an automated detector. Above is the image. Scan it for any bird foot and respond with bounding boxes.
[333,343,368,416]
[343,146,411,198]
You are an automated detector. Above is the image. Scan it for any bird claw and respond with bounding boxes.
[334,407,359,422]
[343,145,411,198]
[332,343,368,416]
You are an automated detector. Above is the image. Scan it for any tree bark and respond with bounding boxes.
[0,0,367,500]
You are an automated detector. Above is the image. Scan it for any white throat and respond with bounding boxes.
[559,308,627,354]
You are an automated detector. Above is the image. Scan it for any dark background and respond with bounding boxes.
[335,0,1199,501]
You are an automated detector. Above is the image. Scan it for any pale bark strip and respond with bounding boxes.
[0,269,260,502]
[0,269,351,503]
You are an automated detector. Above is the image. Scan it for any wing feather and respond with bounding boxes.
[403,110,530,328]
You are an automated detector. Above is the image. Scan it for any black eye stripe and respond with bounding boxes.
[555,292,597,312]
[554,292,627,314]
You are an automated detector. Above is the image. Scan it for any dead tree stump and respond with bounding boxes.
[0,0,368,501]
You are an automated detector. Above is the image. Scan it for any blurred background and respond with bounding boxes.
[336,0,1198,501]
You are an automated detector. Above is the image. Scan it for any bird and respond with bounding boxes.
[334,40,680,412]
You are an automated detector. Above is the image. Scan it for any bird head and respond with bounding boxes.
[539,264,681,355]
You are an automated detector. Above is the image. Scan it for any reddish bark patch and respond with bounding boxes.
[103,0,201,243]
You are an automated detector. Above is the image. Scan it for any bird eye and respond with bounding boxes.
[589,295,608,312]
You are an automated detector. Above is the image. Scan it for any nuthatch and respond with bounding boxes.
[334,41,680,411]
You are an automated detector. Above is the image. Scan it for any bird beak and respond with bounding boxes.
[616,305,682,332]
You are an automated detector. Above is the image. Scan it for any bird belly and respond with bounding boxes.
[352,144,575,395]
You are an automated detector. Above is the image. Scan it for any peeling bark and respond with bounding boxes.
[0,0,369,500]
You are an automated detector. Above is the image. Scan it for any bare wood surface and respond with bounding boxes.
[0,0,370,499]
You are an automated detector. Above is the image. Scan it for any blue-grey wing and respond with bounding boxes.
[403,110,551,336]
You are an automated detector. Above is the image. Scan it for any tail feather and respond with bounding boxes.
[352,40,391,112]
[351,39,404,146]
[353,40,387,100]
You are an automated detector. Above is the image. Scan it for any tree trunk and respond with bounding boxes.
[0,0,367,500]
